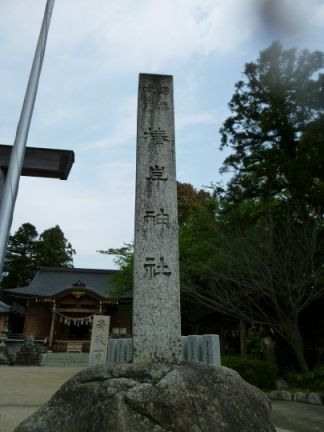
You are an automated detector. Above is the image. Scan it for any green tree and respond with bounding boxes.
[1,223,75,293]
[1,223,38,290]
[98,243,134,298]
[36,225,75,268]
[182,206,324,372]
[177,182,212,226]
[219,42,324,217]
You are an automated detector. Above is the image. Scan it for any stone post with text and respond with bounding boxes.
[133,73,182,363]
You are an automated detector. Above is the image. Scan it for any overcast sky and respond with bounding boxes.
[1,0,323,269]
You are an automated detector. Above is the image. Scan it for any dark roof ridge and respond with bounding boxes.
[3,268,128,300]
[37,267,117,274]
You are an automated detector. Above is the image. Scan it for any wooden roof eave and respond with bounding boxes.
[6,292,55,302]
[52,287,108,301]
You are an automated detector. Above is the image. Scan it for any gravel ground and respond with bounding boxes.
[1,365,324,432]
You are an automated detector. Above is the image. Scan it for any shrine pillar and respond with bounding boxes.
[49,301,56,348]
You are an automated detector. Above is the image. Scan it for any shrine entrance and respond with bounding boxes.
[66,322,91,340]
[49,285,104,352]
[6,268,133,351]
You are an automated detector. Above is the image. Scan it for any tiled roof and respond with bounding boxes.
[5,267,131,300]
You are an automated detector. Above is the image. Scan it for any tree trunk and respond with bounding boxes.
[283,322,309,373]
[240,320,247,357]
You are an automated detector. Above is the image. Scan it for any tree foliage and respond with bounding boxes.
[177,182,212,226]
[98,243,134,298]
[181,207,324,372]
[1,223,75,291]
[36,225,75,268]
[1,223,38,290]
[101,43,324,372]
[183,42,324,371]
[219,41,324,217]
[182,43,324,371]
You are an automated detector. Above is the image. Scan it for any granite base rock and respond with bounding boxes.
[15,361,275,432]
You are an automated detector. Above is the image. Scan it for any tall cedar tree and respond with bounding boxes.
[1,223,38,290]
[36,225,75,268]
[219,42,324,218]
[1,224,75,291]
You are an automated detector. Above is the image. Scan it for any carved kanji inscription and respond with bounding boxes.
[144,256,171,278]
[144,208,170,226]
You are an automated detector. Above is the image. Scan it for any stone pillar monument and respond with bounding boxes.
[133,73,182,363]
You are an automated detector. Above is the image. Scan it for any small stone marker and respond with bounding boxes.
[107,338,118,363]
[187,335,202,362]
[202,334,221,366]
[181,336,188,360]
[107,338,133,363]
[116,339,124,363]
[89,315,110,366]
[133,73,182,363]
[126,338,133,362]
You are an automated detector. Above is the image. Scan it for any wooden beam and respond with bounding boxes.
[56,308,100,313]
[0,145,74,180]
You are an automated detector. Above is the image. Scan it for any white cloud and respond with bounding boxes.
[12,160,135,269]
[2,0,324,271]
[1,1,258,75]
[313,3,324,26]
[81,95,137,151]
[176,111,217,129]
[89,0,257,72]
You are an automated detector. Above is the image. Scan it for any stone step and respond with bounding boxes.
[43,352,89,367]
[45,362,89,367]
[46,353,89,360]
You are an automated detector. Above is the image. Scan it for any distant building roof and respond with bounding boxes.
[5,267,131,301]
[0,301,11,313]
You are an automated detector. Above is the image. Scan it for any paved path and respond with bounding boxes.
[0,366,82,431]
[272,400,324,432]
[1,366,324,431]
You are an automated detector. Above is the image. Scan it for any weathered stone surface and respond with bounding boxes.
[14,336,41,366]
[0,351,9,365]
[268,390,292,401]
[294,391,308,403]
[307,392,323,405]
[275,378,289,391]
[15,362,275,432]
[88,315,110,366]
[133,74,181,363]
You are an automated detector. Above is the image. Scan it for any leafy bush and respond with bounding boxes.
[246,326,268,360]
[222,356,278,390]
[285,365,324,391]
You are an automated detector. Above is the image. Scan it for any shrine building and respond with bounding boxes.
[0,301,11,336]
[5,267,132,352]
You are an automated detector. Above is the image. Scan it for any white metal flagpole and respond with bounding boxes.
[0,0,55,277]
